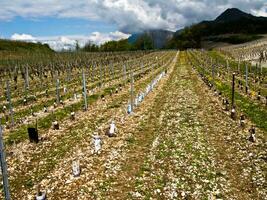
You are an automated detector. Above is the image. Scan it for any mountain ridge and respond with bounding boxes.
[167,8,267,49]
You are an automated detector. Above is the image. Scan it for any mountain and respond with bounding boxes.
[168,8,267,49]
[128,29,174,49]
[215,8,254,22]
[204,8,267,35]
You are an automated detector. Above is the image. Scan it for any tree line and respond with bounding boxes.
[81,34,154,52]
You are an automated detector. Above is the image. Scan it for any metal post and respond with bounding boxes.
[6,80,14,127]
[232,73,235,108]
[82,68,88,110]
[0,121,11,200]
[56,78,60,105]
[25,65,29,89]
[130,71,134,112]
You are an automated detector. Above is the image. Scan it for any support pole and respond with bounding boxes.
[112,63,115,80]
[25,65,29,89]
[212,64,215,83]
[6,80,14,127]
[99,65,102,88]
[0,121,11,200]
[245,64,248,93]
[238,58,240,73]
[130,71,134,112]
[232,73,236,108]
[56,78,60,105]
[123,64,127,83]
[82,68,88,110]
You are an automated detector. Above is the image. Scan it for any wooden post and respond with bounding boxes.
[56,78,60,105]
[67,65,71,82]
[82,68,88,110]
[226,59,229,77]
[123,64,127,83]
[99,65,102,88]
[25,65,29,89]
[260,60,262,74]
[232,73,236,108]
[92,64,95,82]
[112,63,115,80]
[103,65,106,84]
[6,80,14,127]
[0,120,11,200]
[238,58,240,73]
[212,64,215,83]
[245,64,248,93]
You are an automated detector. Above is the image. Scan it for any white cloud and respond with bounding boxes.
[0,1,266,33]
[88,31,130,44]
[11,33,36,41]
[251,3,267,17]
[10,31,130,51]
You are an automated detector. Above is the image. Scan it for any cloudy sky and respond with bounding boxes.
[0,0,267,50]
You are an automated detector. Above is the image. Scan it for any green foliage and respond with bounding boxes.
[167,25,202,50]
[0,39,53,53]
[134,34,154,50]
[82,35,154,52]
[82,41,99,52]
[83,39,133,52]
[75,40,80,51]
[215,81,267,132]
[100,39,133,51]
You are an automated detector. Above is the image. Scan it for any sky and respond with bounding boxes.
[0,0,267,50]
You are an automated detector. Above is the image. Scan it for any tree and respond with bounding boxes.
[75,40,80,51]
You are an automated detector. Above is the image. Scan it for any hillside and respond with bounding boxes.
[168,8,267,49]
[0,39,54,53]
[128,29,174,49]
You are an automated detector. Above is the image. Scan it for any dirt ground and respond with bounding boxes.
[3,51,266,200]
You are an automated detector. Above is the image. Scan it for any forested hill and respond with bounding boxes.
[0,39,54,53]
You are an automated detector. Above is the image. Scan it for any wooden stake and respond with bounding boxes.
[245,64,248,93]
[82,68,88,110]
[232,73,236,108]
[56,78,60,105]
[6,80,14,127]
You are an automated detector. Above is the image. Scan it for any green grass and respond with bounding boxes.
[215,81,267,132]
[189,51,267,133]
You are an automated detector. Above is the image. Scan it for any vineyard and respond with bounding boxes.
[0,49,266,199]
